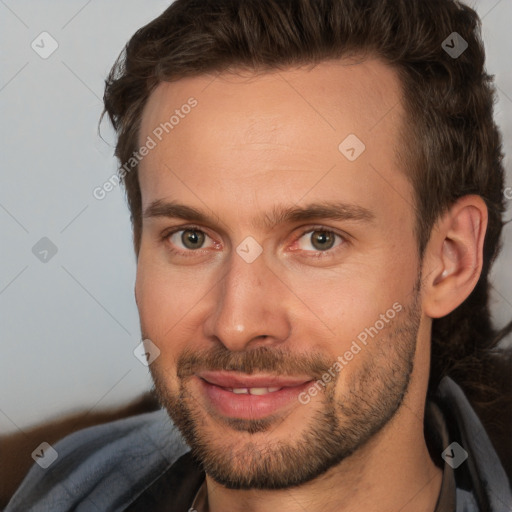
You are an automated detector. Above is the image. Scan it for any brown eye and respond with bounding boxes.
[310,231,336,251]
[298,229,344,252]
[167,228,211,252]
[180,229,205,249]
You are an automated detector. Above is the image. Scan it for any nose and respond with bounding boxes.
[202,246,291,352]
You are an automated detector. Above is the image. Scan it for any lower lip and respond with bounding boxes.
[199,378,313,420]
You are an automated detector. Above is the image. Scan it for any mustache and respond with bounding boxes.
[176,345,334,379]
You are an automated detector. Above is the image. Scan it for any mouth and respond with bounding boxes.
[196,371,314,420]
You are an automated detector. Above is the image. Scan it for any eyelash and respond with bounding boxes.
[161,224,348,259]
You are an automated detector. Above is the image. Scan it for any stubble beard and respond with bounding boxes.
[149,289,421,490]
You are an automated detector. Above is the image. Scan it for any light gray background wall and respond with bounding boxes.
[1,0,511,434]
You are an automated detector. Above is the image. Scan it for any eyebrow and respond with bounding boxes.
[143,199,375,230]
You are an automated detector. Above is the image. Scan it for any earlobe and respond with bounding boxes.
[422,195,488,319]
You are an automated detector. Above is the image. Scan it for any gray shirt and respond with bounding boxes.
[5,377,512,511]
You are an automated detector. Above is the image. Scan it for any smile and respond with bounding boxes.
[196,371,314,420]
[229,387,281,395]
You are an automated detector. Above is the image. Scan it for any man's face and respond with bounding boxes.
[135,59,424,489]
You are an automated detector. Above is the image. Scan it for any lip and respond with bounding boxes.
[197,370,312,389]
[196,371,314,420]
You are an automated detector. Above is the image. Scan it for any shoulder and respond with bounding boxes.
[5,409,190,512]
[434,376,512,510]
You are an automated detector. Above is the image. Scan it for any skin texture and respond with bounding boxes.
[134,58,487,512]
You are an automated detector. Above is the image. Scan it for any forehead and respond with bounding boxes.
[140,57,403,147]
[137,58,413,228]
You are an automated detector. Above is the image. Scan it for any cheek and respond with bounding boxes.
[135,255,184,337]
[135,265,192,378]
[135,248,215,343]
[285,256,416,355]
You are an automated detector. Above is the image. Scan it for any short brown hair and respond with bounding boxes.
[102,0,511,442]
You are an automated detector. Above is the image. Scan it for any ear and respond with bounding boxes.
[421,195,488,319]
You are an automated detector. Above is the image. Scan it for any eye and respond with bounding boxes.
[162,225,347,258]
[165,226,216,253]
[295,228,345,254]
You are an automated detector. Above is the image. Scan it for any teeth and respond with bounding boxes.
[229,387,282,395]
[249,387,270,395]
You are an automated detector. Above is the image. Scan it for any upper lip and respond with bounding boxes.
[197,371,313,389]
